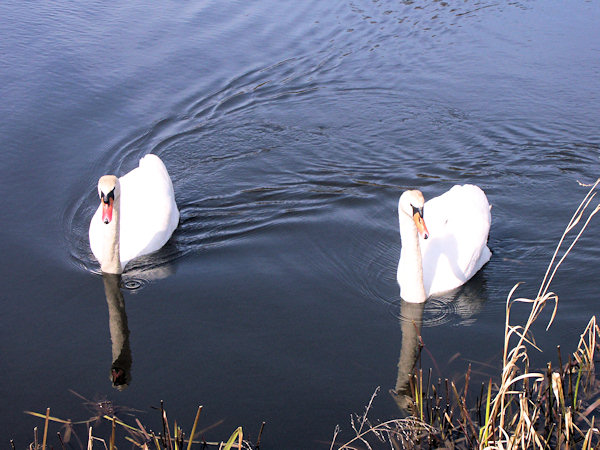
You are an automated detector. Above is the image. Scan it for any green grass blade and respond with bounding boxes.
[223,427,242,450]
[573,366,582,408]
[479,378,492,444]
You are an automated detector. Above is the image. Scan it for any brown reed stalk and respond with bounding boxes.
[109,416,116,450]
[255,421,266,449]
[42,408,50,450]
[186,406,203,450]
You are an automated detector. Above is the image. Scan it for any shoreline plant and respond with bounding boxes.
[23,399,264,450]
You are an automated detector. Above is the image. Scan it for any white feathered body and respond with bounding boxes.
[89,154,179,270]
[419,185,491,296]
[397,184,491,299]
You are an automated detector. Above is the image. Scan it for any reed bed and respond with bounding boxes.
[333,179,600,449]
[23,400,264,450]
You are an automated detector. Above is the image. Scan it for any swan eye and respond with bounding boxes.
[411,205,424,218]
[101,189,115,204]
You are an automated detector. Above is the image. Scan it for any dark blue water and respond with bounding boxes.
[1,1,599,447]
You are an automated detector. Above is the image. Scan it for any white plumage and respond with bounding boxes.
[397,184,491,302]
[89,154,179,273]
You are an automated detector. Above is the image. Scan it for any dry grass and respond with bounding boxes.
[481,178,600,449]
[329,387,436,450]
[23,400,262,450]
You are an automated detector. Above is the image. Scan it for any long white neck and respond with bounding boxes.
[397,212,427,303]
[101,196,122,274]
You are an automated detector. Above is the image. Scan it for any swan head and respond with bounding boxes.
[399,190,429,239]
[98,175,120,225]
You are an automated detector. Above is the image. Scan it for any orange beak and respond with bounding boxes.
[413,211,429,239]
[102,197,114,224]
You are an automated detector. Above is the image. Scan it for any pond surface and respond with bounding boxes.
[1,0,599,447]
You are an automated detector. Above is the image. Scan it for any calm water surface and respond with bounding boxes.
[1,1,599,447]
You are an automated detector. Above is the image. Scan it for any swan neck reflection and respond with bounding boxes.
[393,300,425,410]
[102,272,132,390]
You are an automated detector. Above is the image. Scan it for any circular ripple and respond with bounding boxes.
[382,267,489,328]
[122,278,145,291]
[421,297,460,327]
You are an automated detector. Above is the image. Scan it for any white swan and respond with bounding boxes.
[89,154,180,274]
[397,185,491,303]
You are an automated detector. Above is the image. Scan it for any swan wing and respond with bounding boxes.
[118,154,179,267]
[420,185,491,296]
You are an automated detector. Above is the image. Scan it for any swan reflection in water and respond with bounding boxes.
[99,255,177,389]
[102,273,132,390]
[391,299,425,410]
[391,273,489,411]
